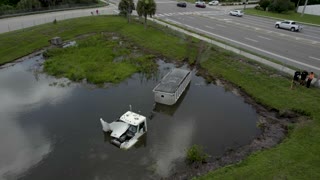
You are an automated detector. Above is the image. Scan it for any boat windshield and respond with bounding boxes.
[128,125,137,133]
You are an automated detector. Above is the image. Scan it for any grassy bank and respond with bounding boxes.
[196,49,320,179]
[1,16,320,179]
[245,9,320,25]
[0,15,198,65]
[44,34,158,84]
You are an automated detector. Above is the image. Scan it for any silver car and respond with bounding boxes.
[229,10,244,17]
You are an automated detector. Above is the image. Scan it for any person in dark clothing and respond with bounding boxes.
[291,70,301,89]
[300,70,308,86]
[306,72,315,88]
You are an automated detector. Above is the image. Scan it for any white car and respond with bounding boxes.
[275,20,303,32]
[208,0,219,5]
[195,1,205,5]
[229,10,244,17]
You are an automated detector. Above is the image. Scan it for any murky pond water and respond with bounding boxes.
[0,55,260,180]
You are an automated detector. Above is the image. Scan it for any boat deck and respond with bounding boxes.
[153,68,191,93]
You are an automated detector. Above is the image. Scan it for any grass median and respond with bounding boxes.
[1,15,320,179]
[245,9,320,25]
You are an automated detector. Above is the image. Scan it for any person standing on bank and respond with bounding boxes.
[300,70,308,86]
[291,70,301,89]
[306,72,314,88]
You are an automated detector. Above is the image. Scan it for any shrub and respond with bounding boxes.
[268,0,295,13]
[254,5,264,11]
[186,145,208,164]
[259,0,271,10]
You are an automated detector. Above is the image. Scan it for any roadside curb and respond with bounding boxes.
[150,17,320,87]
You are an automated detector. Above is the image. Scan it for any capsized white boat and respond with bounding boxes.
[100,111,147,149]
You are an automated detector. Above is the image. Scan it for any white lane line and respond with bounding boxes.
[164,13,171,16]
[216,24,226,28]
[205,25,215,29]
[309,56,320,61]
[258,36,271,40]
[184,24,194,29]
[165,19,320,71]
[245,37,258,42]
[165,18,182,25]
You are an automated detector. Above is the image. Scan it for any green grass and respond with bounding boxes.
[0,15,198,66]
[1,15,320,179]
[44,34,155,84]
[245,8,320,25]
[194,47,320,179]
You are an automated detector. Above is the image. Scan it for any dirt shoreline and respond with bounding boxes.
[168,68,308,180]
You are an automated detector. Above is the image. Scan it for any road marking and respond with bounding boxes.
[164,19,320,71]
[258,36,271,40]
[164,13,171,16]
[165,18,182,25]
[245,37,258,42]
[216,24,226,28]
[309,56,320,61]
[205,25,215,29]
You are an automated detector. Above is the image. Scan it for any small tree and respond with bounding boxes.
[259,0,271,10]
[118,0,135,23]
[136,0,156,29]
[17,0,42,10]
[269,0,295,13]
[186,145,208,164]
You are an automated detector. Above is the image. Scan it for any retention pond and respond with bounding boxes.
[0,55,260,180]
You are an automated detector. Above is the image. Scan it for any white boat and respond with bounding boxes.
[153,68,191,105]
[100,111,147,150]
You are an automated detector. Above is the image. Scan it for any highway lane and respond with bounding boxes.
[153,1,320,73]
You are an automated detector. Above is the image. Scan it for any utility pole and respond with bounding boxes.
[243,0,247,10]
[301,0,309,17]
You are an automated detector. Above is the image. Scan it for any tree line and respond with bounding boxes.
[0,0,98,12]
[118,0,156,29]
[257,0,320,13]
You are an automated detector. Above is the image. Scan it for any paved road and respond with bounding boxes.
[153,0,320,73]
[0,4,117,33]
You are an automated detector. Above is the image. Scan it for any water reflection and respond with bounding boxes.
[0,57,259,180]
[151,117,195,177]
[0,56,73,180]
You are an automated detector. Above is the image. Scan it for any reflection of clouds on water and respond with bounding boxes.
[0,115,51,179]
[0,61,73,180]
[151,118,195,177]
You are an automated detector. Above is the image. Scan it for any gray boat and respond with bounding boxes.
[153,68,191,105]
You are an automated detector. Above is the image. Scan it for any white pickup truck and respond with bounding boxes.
[275,20,303,32]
